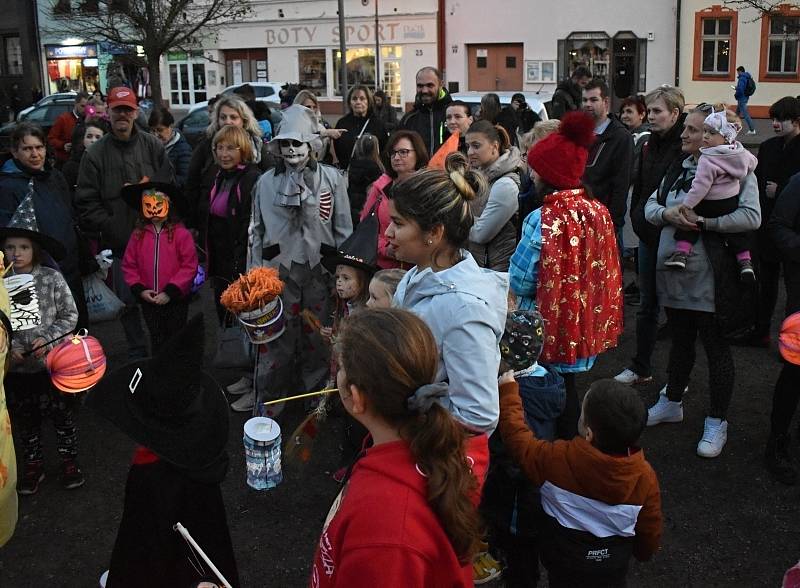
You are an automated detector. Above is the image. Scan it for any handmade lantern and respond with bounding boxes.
[141,189,170,220]
[46,332,107,393]
[779,312,800,366]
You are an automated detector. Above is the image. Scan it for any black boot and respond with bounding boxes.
[765,433,798,486]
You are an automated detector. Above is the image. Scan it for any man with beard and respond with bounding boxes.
[245,105,352,414]
[399,66,452,155]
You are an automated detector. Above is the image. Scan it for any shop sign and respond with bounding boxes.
[45,44,97,59]
[263,18,433,47]
[168,50,203,61]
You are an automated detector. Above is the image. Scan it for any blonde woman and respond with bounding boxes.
[185,95,274,229]
[293,89,345,162]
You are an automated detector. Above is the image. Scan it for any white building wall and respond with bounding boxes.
[444,0,677,95]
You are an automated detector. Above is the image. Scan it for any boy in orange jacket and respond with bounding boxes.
[498,375,662,587]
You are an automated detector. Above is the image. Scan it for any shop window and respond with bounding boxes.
[4,37,22,76]
[298,49,326,96]
[334,48,376,96]
[381,46,402,106]
[562,32,610,81]
[760,7,800,81]
[693,5,738,81]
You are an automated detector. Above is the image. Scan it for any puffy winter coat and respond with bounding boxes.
[164,130,192,188]
[399,90,453,156]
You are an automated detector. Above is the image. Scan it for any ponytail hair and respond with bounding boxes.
[389,151,488,249]
[336,308,482,560]
[465,119,511,155]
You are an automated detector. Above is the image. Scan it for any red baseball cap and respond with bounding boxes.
[107,86,138,109]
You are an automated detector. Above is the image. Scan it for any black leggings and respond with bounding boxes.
[556,373,579,440]
[664,308,734,419]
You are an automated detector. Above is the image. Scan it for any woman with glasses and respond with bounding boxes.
[360,130,429,269]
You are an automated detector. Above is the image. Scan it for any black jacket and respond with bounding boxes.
[495,106,520,147]
[399,89,453,156]
[374,103,399,132]
[582,116,633,229]
[346,157,383,227]
[756,134,800,256]
[630,114,686,247]
[333,111,388,170]
[550,79,582,120]
[770,173,800,312]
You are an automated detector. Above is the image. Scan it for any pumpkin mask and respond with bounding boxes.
[141,190,170,220]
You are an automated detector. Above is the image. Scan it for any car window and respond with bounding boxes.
[254,86,275,97]
[184,110,210,128]
[24,105,52,122]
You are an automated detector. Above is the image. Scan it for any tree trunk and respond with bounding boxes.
[147,54,164,108]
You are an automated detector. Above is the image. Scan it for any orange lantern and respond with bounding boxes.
[46,332,107,393]
[779,312,800,366]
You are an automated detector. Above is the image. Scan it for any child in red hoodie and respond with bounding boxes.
[121,182,198,354]
[498,375,662,588]
[310,308,481,588]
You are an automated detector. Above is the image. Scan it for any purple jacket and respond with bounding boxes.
[683,142,758,208]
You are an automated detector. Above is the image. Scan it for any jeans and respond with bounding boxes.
[736,98,755,131]
[630,242,660,377]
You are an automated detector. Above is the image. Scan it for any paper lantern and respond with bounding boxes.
[779,312,800,366]
[46,332,107,393]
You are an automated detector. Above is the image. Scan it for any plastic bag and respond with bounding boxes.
[83,272,124,323]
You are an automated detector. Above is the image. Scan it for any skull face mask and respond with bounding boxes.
[141,190,170,220]
[280,139,310,168]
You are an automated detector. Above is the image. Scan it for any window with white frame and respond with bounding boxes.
[767,16,800,74]
[700,17,732,75]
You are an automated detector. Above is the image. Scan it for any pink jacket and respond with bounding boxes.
[683,142,758,208]
[122,222,199,300]
[359,173,403,270]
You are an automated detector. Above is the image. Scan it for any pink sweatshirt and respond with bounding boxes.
[682,141,758,209]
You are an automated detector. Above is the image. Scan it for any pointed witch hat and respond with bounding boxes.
[86,314,229,470]
[0,192,66,261]
[321,211,379,276]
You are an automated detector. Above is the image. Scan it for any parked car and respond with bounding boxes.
[0,99,74,156]
[449,91,553,122]
[176,98,283,149]
[220,82,285,100]
[17,92,77,120]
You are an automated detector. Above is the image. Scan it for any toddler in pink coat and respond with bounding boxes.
[664,108,758,281]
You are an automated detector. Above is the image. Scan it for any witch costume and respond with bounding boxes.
[87,315,239,588]
[248,105,352,414]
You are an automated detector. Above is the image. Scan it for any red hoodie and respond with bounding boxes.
[309,440,472,588]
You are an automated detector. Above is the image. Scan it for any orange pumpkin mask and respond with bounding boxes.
[141,190,170,220]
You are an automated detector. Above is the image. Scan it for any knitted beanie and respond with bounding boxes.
[527,111,596,189]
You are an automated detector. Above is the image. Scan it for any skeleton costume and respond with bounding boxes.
[249,106,352,412]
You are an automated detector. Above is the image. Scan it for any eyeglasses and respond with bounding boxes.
[279,139,304,148]
[215,144,240,154]
[389,148,414,159]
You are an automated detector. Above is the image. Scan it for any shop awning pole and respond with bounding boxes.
[338,0,348,109]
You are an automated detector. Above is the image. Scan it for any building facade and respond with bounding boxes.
[678,2,800,117]
[444,0,678,110]
[0,0,41,118]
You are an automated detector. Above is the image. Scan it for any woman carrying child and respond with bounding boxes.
[121,182,198,354]
[1,195,80,494]
[309,308,481,587]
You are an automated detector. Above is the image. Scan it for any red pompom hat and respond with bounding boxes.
[527,111,597,190]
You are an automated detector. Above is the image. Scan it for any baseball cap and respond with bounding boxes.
[108,87,138,109]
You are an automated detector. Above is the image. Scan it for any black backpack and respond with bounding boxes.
[745,76,756,97]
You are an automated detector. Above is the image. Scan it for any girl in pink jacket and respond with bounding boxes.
[664,108,758,281]
[121,182,198,353]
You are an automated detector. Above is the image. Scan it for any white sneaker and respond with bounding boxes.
[746,129,757,135]
[614,368,653,385]
[231,390,255,412]
[226,376,252,395]
[99,570,108,588]
[647,393,683,426]
[697,417,728,458]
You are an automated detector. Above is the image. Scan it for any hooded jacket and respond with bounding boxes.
[683,141,757,208]
[309,440,472,588]
[755,133,800,257]
[75,128,171,256]
[550,79,582,120]
[164,130,192,189]
[399,89,453,156]
[582,116,633,229]
[498,381,662,577]
[469,147,523,271]
[360,174,401,269]
[0,159,79,282]
[630,113,686,247]
[734,71,754,101]
[393,252,508,433]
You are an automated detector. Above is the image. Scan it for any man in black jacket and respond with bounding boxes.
[550,66,591,120]
[399,66,452,156]
[581,80,633,230]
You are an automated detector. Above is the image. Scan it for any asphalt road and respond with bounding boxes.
[0,276,797,587]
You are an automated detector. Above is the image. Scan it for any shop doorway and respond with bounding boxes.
[467,44,524,91]
[611,32,647,110]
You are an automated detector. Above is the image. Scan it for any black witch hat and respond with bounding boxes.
[119,180,187,217]
[0,192,66,261]
[321,212,379,276]
[86,314,229,470]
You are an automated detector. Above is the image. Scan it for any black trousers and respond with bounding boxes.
[555,373,579,440]
[769,282,800,436]
[674,196,751,254]
[664,308,735,419]
[140,299,189,354]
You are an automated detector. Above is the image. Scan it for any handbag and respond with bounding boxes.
[212,318,252,369]
[83,272,124,323]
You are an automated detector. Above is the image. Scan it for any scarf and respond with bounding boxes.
[536,189,623,364]
[276,160,312,208]
[209,165,247,218]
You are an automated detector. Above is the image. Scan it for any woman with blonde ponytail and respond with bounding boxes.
[386,152,508,488]
[309,308,481,587]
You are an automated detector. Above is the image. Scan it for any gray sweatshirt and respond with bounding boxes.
[644,156,761,313]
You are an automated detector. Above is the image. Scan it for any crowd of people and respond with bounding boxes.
[0,62,798,588]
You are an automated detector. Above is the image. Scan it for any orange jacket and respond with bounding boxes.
[498,381,662,562]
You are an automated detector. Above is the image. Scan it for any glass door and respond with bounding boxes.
[170,62,206,105]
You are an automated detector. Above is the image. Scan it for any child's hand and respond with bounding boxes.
[140,289,158,303]
[498,370,516,385]
[766,181,778,199]
[30,337,48,359]
[319,326,333,341]
[153,292,171,305]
